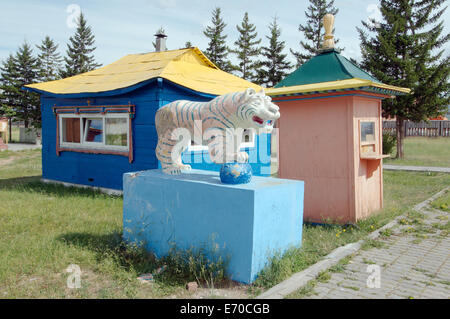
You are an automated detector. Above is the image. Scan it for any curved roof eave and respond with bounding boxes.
[266,78,411,97]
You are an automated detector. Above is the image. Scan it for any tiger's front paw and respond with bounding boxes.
[236,152,249,163]
[164,166,182,175]
[163,164,191,175]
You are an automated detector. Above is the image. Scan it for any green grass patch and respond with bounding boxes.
[362,258,376,265]
[286,270,331,299]
[431,189,449,212]
[340,284,359,291]
[286,280,317,298]
[379,229,393,237]
[413,267,429,274]
[361,239,385,250]
[316,271,331,283]
[0,150,230,298]
[1,149,450,298]
[432,221,450,231]
[383,137,450,167]
[328,255,352,273]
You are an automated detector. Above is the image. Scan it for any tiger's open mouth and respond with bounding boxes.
[253,115,274,126]
[252,116,264,125]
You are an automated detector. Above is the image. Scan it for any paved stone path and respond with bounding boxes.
[384,164,450,173]
[300,202,449,299]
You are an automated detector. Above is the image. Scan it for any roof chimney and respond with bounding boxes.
[154,32,167,52]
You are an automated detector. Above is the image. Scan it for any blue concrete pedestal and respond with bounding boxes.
[123,169,304,284]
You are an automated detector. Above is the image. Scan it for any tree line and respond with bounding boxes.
[0,0,340,130]
[202,2,342,86]
[0,12,100,129]
[0,0,448,159]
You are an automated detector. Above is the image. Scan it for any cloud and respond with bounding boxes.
[66,4,81,29]
[366,3,382,28]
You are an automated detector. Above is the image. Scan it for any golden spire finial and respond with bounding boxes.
[322,13,335,50]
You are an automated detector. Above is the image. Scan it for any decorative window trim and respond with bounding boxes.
[359,119,378,158]
[54,104,135,163]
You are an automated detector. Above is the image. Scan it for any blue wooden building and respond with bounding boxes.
[24,47,272,191]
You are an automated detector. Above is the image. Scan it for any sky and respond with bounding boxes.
[1,0,449,68]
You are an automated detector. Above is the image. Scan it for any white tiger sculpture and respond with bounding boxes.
[155,88,280,175]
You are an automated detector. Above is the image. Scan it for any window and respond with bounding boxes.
[62,118,80,143]
[105,118,128,147]
[360,121,376,155]
[240,129,255,148]
[361,122,375,143]
[59,114,129,151]
[83,118,104,143]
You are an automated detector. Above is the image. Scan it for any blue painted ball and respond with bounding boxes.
[220,162,252,184]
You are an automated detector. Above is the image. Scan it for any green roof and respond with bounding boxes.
[275,49,380,88]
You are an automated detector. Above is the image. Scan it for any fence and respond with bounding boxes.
[383,120,450,137]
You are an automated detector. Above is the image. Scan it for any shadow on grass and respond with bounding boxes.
[57,231,232,288]
[0,176,121,199]
[57,231,159,278]
[0,175,41,187]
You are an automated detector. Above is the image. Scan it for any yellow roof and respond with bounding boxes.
[266,78,411,96]
[25,47,261,96]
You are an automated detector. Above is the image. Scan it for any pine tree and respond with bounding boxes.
[0,54,19,125]
[256,17,292,87]
[180,41,192,49]
[358,0,450,159]
[291,0,341,67]
[230,12,261,81]
[2,43,41,128]
[61,12,101,78]
[36,36,62,82]
[203,7,232,72]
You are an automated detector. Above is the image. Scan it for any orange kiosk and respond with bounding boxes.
[267,14,410,224]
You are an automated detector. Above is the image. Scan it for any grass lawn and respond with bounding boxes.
[0,150,186,298]
[383,137,450,167]
[0,150,449,298]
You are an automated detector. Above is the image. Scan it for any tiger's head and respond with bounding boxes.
[237,88,280,133]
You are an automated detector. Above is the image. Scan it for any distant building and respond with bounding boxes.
[24,46,270,191]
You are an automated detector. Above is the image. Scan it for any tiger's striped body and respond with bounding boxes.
[155,88,280,175]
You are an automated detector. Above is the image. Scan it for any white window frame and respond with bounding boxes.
[187,129,256,152]
[59,113,130,152]
[240,129,256,149]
